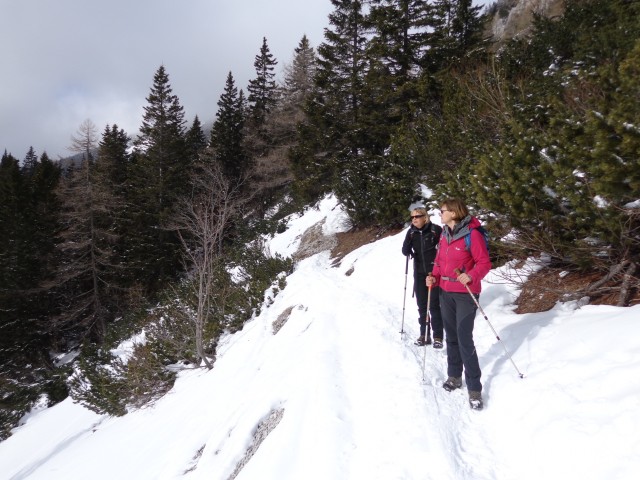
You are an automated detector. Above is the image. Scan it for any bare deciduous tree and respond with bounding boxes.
[50,119,120,343]
[170,158,246,368]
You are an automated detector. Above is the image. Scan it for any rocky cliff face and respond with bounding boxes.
[485,0,566,44]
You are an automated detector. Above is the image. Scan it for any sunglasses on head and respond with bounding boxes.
[410,214,426,219]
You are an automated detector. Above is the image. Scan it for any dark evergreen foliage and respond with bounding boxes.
[450,0,640,277]
[427,0,486,71]
[97,124,130,196]
[0,149,62,440]
[185,115,208,164]
[22,146,39,176]
[292,0,486,225]
[248,36,318,217]
[293,0,372,220]
[126,65,189,294]
[210,72,248,183]
[3,0,639,438]
[247,37,279,128]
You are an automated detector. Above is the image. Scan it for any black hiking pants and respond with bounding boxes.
[414,273,443,340]
[441,290,482,392]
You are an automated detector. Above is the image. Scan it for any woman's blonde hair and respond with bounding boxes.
[440,198,469,221]
[411,207,428,217]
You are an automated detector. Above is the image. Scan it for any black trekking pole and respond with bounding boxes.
[400,254,410,335]
[422,280,433,381]
[425,273,432,345]
[454,269,525,379]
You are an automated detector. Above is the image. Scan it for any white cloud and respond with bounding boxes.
[0,0,333,158]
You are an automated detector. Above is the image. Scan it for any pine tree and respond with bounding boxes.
[210,71,248,184]
[316,0,368,137]
[97,124,130,197]
[22,146,39,176]
[291,0,371,218]
[248,36,319,215]
[185,115,207,164]
[1,149,62,440]
[427,0,485,71]
[367,0,432,77]
[93,124,132,310]
[133,65,189,205]
[126,66,188,294]
[247,37,279,128]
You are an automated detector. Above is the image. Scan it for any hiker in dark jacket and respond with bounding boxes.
[427,198,491,410]
[402,207,444,348]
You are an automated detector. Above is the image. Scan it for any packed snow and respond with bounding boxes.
[1,194,639,480]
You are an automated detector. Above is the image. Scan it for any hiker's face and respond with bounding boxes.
[410,211,428,228]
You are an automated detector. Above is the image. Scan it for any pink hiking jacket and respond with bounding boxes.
[431,216,491,295]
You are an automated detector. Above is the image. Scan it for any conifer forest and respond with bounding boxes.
[1,0,639,438]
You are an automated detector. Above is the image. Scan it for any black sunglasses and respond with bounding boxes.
[410,214,426,219]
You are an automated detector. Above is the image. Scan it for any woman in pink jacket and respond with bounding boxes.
[427,198,491,410]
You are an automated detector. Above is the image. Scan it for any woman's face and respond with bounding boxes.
[439,205,455,226]
[410,210,428,228]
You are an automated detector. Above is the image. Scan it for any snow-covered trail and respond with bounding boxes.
[4,194,640,480]
[328,233,509,480]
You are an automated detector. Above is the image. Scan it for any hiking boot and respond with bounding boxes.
[414,336,429,346]
[433,338,443,349]
[442,376,462,392]
[469,390,484,410]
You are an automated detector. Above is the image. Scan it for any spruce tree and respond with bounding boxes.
[247,37,279,128]
[364,0,427,135]
[22,146,39,176]
[367,0,432,80]
[355,0,439,224]
[315,0,368,139]
[133,65,189,204]
[97,124,130,196]
[93,124,132,310]
[210,71,248,184]
[0,152,27,355]
[292,0,372,220]
[185,115,208,164]
[27,151,61,297]
[127,65,188,294]
[0,149,62,440]
[0,149,61,324]
[427,0,485,71]
[249,36,319,216]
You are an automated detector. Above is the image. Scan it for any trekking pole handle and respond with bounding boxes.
[453,268,470,285]
[455,268,492,329]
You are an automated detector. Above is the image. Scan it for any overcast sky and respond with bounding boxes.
[1,0,492,161]
[1,0,335,159]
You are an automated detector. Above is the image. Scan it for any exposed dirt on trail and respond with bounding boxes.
[327,228,640,313]
[329,227,401,267]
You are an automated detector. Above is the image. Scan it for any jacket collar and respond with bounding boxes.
[444,215,472,242]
